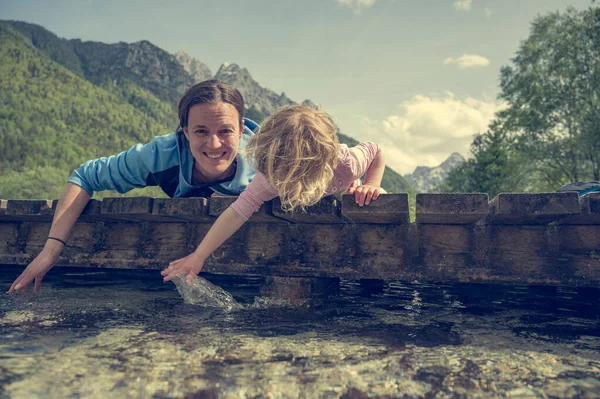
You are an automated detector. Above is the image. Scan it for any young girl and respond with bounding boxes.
[161,105,386,284]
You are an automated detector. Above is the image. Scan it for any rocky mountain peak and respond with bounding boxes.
[174,50,212,84]
[404,152,466,193]
[214,62,294,114]
[301,99,318,109]
[440,152,465,169]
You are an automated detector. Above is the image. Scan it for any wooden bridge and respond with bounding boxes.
[1,193,599,290]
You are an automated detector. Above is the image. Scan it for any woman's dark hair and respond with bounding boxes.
[177,80,245,131]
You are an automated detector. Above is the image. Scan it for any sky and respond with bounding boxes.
[1,0,594,174]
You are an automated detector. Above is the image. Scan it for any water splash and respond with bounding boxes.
[172,275,242,309]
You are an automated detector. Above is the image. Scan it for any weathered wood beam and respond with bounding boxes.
[416,193,488,224]
[99,197,155,221]
[152,197,213,222]
[1,193,599,287]
[341,193,409,224]
[208,196,285,223]
[1,200,54,222]
[486,193,580,224]
[271,196,343,223]
[557,192,600,225]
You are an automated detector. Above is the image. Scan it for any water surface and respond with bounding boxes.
[1,266,599,398]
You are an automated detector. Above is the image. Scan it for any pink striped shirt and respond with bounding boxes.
[230,142,380,221]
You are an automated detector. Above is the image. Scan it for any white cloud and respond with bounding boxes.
[453,0,472,11]
[484,7,493,18]
[336,0,376,13]
[353,93,503,174]
[443,54,490,69]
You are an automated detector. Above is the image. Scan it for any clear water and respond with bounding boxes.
[1,265,600,398]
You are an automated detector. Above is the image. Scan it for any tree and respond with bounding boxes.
[442,121,527,197]
[498,6,600,185]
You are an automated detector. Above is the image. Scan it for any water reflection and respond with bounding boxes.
[1,265,599,398]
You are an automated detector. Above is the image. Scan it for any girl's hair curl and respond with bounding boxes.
[246,105,339,211]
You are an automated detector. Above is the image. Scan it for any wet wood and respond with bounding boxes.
[100,197,155,221]
[208,196,285,223]
[271,196,343,223]
[341,193,409,224]
[1,193,599,287]
[0,200,7,217]
[152,198,213,222]
[558,193,600,225]
[486,193,580,224]
[556,225,600,284]
[0,200,54,221]
[416,193,488,224]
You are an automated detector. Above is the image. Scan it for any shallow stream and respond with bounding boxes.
[1,266,599,398]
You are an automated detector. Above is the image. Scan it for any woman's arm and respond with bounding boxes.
[161,207,247,284]
[9,183,91,293]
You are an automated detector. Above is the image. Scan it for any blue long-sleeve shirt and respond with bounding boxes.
[68,118,259,197]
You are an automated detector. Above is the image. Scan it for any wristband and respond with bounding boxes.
[47,236,67,246]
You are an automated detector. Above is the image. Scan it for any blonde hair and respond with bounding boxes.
[246,105,339,211]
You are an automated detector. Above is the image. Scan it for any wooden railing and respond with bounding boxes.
[1,193,598,287]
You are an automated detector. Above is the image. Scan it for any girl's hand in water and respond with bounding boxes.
[348,184,383,206]
[161,252,205,284]
[9,246,61,293]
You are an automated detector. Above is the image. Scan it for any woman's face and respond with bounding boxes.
[183,102,244,182]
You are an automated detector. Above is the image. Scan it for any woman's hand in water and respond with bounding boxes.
[161,252,205,284]
[348,184,383,207]
[9,244,62,293]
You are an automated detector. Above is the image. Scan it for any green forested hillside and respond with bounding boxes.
[5,20,190,107]
[0,23,173,199]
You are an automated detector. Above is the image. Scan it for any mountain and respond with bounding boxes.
[0,19,412,196]
[404,152,465,193]
[5,20,210,107]
[0,22,173,199]
[214,62,296,122]
[175,50,213,84]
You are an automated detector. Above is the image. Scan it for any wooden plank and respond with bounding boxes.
[353,224,411,279]
[152,198,213,222]
[340,193,409,224]
[486,193,580,224]
[1,200,54,221]
[50,199,103,222]
[555,225,600,284]
[557,192,600,225]
[1,217,600,287]
[100,197,155,221]
[0,200,7,217]
[418,224,476,274]
[208,196,285,223]
[23,222,52,256]
[271,196,343,223]
[91,222,145,262]
[488,225,560,284]
[0,223,19,255]
[416,193,488,224]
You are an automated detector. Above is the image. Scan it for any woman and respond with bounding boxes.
[9,80,257,293]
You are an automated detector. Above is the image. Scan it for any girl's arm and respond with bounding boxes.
[161,207,247,284]
[363,146,385,188]
[351,145,386,206]
[9,183,91,293]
